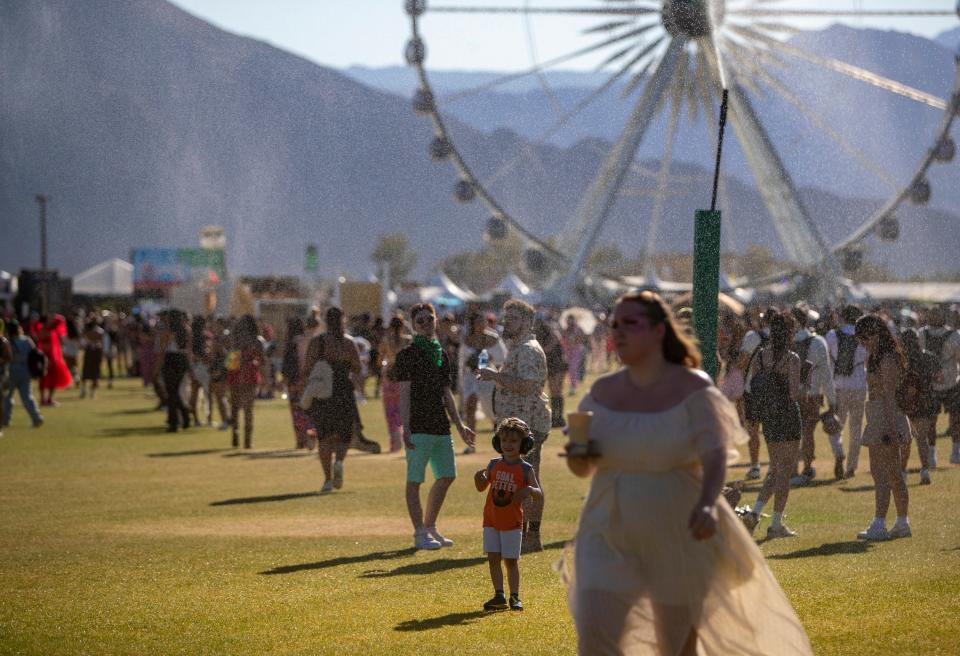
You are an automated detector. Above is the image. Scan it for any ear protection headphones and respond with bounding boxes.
[492,418,535,455]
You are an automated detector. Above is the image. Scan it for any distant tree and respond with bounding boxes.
[438,232,524,292]
[371,233,418,285]
[736,244,779,281]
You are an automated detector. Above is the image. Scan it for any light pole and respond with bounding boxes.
[35,194,49,314]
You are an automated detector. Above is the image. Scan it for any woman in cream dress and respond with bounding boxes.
[565,291,812,656]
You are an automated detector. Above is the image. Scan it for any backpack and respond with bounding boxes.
[793,336,815,394]
[896,368,924,417]
[834,332,858,377]
[923,328,955,361]
[749,353,782,422]
[27,347,48,379]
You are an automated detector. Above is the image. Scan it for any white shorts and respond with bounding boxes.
[483,527,522,560]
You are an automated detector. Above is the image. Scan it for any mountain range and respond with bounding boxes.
[1,0,958,285]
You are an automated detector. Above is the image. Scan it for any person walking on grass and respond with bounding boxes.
[304,307,362,492]
[918,306,960,467]
[227,315,262,448]
[855,314,912,541]
[790,304,837,486]
[475,417,542,612]
[479,299,551,553]
[79,319,105,400]
[564,292,811,655]
[742,310,803,539]
[2,320,44,429]
[825,304,869,479]
[898,328,938,485]
[395,303,475,550]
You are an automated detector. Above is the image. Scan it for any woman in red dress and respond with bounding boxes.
[37,314,73,406]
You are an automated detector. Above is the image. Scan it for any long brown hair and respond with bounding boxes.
[617,290,702,368]
[855,313,905,373]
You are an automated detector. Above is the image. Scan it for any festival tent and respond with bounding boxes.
[418,272,478,308]
[852,282,960,304]
[72,258,134,296]
[493,274,541,304]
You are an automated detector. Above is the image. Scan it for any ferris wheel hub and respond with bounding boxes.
[661,0,725,39]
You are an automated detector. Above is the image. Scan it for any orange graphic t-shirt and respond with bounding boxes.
[483,458,532,531]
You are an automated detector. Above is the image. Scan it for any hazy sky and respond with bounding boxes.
[168,1,959,72]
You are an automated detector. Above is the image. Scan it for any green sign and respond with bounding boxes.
[305,244,318,273]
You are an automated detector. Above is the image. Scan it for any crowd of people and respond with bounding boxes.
[2,292,958,654]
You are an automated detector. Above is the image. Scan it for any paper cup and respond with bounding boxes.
[567,411,593,445]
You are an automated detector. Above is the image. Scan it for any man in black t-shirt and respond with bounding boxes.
[396,303,475,550]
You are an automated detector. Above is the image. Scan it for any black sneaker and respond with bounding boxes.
[483,593,508,611]
[509,596,523,611]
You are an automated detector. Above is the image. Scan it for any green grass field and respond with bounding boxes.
[1,377,958,655]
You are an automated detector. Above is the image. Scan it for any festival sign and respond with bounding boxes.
[131,248,227,290]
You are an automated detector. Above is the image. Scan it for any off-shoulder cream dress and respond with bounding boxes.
[570,386,812,655]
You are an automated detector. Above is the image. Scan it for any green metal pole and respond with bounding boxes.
[693,209,721,381]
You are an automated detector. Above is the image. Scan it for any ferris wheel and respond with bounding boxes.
[403,0,960,303]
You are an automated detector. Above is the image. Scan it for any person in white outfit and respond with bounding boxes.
[825,305,869,478]
[790,305,837,486]
[918,306,960,467]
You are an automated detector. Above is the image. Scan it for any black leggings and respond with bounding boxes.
[162,352,190,430]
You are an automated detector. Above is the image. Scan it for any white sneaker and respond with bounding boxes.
[332,460,344,489]
[889,522,913,539]
[920,468,931,485]
[766,524,797,539]
[746,465,761,480]
[426,526,454,547]
[929,449,938,469]
[414,529,442,550]
[320,480,334,494]
[857,524,890,541]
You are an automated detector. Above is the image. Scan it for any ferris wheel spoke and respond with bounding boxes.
[546,37,688,303]
[428,5,659,16]
[641,82,683,266]
[725,24,950,111]
[620,36,669,96]
[724,42,899,189]
[441,20,661,104]
[730,8,955,18]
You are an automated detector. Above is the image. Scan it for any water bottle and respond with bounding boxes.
[477,348,489,370]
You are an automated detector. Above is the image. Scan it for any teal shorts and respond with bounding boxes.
[406,433,457,483]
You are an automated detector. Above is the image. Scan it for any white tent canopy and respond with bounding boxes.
[422,272,477,305]
[494,274,541,304]
[73,258,134,296]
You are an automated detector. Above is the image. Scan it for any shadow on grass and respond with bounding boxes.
[221,449,311,459]
[767,540,873,559]
[361,540,565,579]
[210,490,343,506]
[838,485,875,493]
[101,407,160,416]
[260,548,418,575]
[729,461,769,470]
[395,610,491,632]
[95,426,171,437]
[361,556,487,578]
[148,448,233,458]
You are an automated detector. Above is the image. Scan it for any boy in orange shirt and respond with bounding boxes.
[474,417,543,611]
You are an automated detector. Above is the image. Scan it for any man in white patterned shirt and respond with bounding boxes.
[479,299,551,552]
